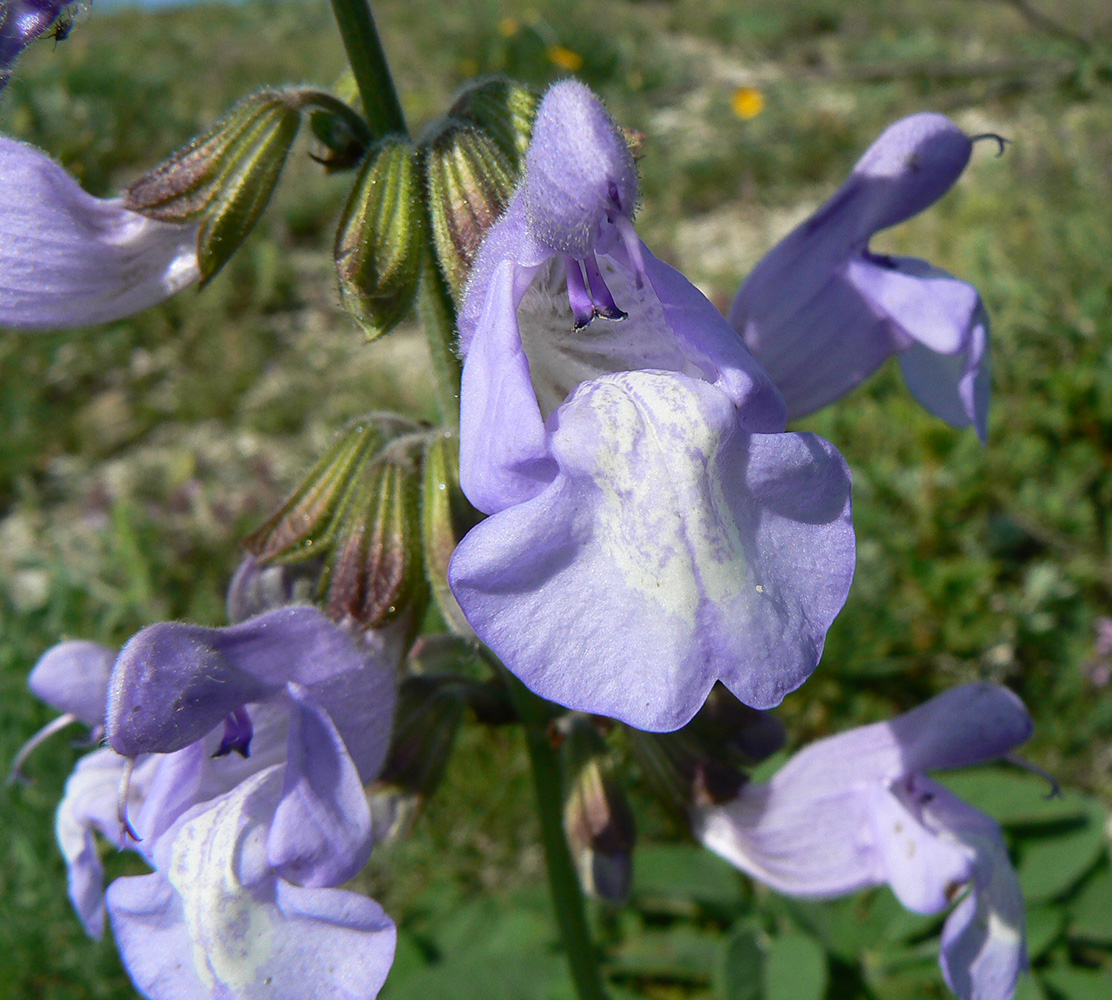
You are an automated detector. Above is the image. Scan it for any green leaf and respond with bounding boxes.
[938,770,1094,827]
[1067,865,1112,945]
[1013,974,1049,1000]
[1017,801,1108,903]
[764,932,827,1000]
[632,844,747,915]
[608,926,720,984]
[1026,904,1066,960]
[1040,965,1112,1000]
[715,923,764,1000]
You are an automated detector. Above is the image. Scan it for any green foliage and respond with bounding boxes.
[2,1,1112,999]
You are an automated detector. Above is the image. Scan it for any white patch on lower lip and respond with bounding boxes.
[568,372,747,622]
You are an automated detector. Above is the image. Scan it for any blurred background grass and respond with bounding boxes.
[1,1,1111,998]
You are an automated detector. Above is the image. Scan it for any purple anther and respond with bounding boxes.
[564,256,597,328]
[213,705,253,758]
[583,255,627,321]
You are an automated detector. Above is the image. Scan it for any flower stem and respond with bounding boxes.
[327,0,408,137]
[329,0,463,423]
[416,247,463,428]
[502,669,610,1000]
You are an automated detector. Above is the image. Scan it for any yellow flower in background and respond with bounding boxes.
[498,17,519,38]
[547,46,584,72]
[732,87,765,120]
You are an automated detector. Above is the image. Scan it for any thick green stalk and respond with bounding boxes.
[416,247,463,428]
[502,669,610,1000]
[327,0,408,136]
[329,0,462,423]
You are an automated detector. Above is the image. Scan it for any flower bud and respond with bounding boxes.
[375,674,467,803]
[334,137,426,341]
[423,124,517,298]
[562,716,636,905]
[243,414,428,630]
[445,76,540,171]
[324,435,427,629]
[123,89,302,284]
[243,416,396,564]
[627,685,783,821]
[421,431,483,635]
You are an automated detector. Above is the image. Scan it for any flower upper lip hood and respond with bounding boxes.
[448,80,855,732]
[519,79,639,259]
[729,112,991,441]
[694,682,1033,1000]
[0,136,200,330]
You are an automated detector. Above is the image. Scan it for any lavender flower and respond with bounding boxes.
[448,80,855,732]
[0,136,199,329]
[31,604,400,998]
[106,690,396,1000]
[694,683,1033,1000]
[730,114,993,440]
[0,1,71,89]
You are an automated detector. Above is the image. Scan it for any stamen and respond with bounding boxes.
[970,133,1010,157]
[564,257,596,329]
[611,213,646,289]
[1004,753,1061,799]
[7,713,78,785]
[116,758,142,847]
[583,255,627,321]
[213,705,254,758]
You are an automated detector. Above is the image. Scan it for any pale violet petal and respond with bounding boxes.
[867,779,973,914]
[0,136,199,330]
[694,783,883,897]
[106,606,397,781]
[268,686,374,888]
[115,765,395,1000]
[458,256,553,515]
[925,783,1027,1000]
[28,640,115,726]
[899,304,991,442]
[55,747,159,938]
[451,370,853,729]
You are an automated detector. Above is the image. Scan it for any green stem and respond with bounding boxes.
[328,0,408,136]
[417,247,463,429]
[502,670,610,1000]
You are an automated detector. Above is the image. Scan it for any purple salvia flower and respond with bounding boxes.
[694,683,1033,1000]
[0,1,71,88]
[449,80,855,732]
[31,604,399,1000]
[730,114,992,440]
[107,690,395,1000]
[0,136,199,329]
[105,605,399,781]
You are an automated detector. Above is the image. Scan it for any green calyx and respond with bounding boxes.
[124,89,301,284]
[419,78,540,299]
[334,137,426,341]
[243,414,429,630]
[421,431,483,636]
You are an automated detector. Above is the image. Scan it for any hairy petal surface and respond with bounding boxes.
[0,137,199,330]
[451,370,853,729]
[105,606,397,780]
[730,113,990,434]
[107,764,394,1000]
[694,684,1032,1000]
[29,640,114,726]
